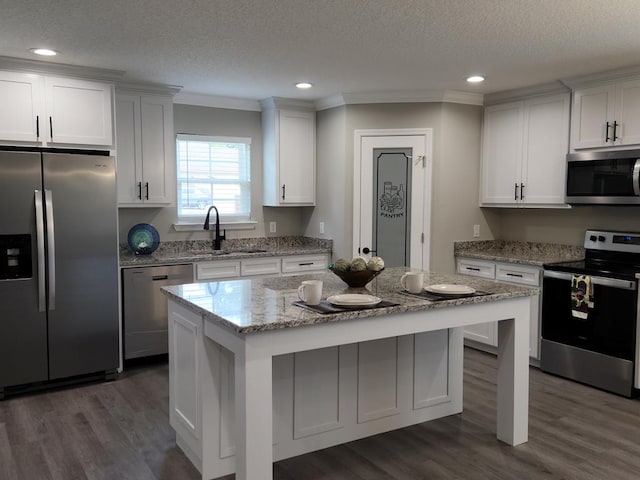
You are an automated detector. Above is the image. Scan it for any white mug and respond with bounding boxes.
[401,271,423,294]
[298,280,323,305]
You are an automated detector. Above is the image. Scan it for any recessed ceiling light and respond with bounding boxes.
[30,48,58,56]
[296,82,313,89]
[466,75,485,83]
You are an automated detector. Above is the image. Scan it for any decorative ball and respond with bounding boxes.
[367,256,385,271]
[350,256,367,271]
[333,258,351,272]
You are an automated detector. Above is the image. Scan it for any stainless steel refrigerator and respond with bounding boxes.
[0,148,119,397]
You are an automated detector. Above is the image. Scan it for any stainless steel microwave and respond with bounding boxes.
[566,149,640,205]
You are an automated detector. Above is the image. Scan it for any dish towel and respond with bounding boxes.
[571,274,594,319]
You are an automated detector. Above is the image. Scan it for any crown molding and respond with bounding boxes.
[260,97,315,111]
[173,92,261,111]
[315,89,484,110]
[561,64,640,89]
[116,81,181,96]
[483,81,570,106]
[0,56,125,82]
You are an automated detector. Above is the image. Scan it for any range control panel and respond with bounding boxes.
[0,234,32,280]
[584,229,640,253]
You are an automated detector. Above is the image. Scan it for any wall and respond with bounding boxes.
[304,106,347,258]
[308,102,491,273]
[435,103,500,271]
[497,206,640,245]
[118,104,307,244]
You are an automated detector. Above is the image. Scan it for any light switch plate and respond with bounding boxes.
[269,221,276,233]
[473,224,480,237]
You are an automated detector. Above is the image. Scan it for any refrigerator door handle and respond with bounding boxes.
[34,190,46,312]
[45,189,56,310]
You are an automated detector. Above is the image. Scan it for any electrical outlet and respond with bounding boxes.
[319,222,325,234]
[473,224,480,238]
[269,221,276,233]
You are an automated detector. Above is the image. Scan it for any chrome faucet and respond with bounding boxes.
[203,205,226,250]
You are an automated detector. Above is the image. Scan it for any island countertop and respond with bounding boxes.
[162,267,538,334]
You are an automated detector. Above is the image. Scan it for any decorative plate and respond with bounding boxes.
[424,284,476,295]
[327,294,382,307]
[127,223,160,255]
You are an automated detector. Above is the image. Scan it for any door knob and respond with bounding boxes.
[362,247,376,254]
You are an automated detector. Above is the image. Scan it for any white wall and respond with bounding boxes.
[118,104,308,244]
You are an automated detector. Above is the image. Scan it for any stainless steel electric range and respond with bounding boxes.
[541,230,640,397]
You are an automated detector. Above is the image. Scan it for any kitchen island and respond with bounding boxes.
[163,267,538,480]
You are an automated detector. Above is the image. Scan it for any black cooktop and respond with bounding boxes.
[544,257,640,281]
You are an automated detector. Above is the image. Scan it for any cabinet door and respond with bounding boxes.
[0,71,43,143]
[615,78,640,147]
[521,94,570,205]
[278,110,315,205]
[570,84,615,150]
[480,102,523,204]
[140,95,174,204]
[116,94,143,204]
[44,76,113,146]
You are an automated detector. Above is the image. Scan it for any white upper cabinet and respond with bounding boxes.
[571,77,640,150]
[0,71,113,147]
[481,93,570,207]
[116,92,175,206]
[44,76,113,146]
[262,98,315,206]
[0,72,43,143]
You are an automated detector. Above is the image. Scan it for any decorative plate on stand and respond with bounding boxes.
[127,223,160,255]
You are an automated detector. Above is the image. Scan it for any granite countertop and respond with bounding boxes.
[120,236,332,267]
[454,240,584,266]
[162,267,538,334]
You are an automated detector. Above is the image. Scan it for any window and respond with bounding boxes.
[176,134,251,222]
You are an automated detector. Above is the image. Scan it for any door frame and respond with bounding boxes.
[353,128,433,270]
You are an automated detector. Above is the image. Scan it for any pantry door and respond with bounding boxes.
[354,129,432,270]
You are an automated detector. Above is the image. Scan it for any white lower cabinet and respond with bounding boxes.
[195,254,329,282]
[457,257,541,361]
[168,297,462,479]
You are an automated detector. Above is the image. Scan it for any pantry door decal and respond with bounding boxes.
[373,148,412,268]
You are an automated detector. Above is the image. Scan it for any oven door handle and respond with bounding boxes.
[633,159,640,196]
[544,270,636,290]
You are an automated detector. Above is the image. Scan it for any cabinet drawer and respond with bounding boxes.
[282,255,328,275]
[495,263,540,286]
[241,257,281,277]
[456,258,495,279]
[196,260,241,281]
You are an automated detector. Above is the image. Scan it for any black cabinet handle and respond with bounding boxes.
[36,116,39,139]
[605,121,610,142]
[49,116,53,140]
[298,262,313,266]
[613,121,619,141]
[466,267,481,272]
[506,273,524,278]
[520,183,525,200]
[145,182,149,200]
[137,182,142,200]
[282,184,286,200]
[152,275,168,281]
[514,183,519,200]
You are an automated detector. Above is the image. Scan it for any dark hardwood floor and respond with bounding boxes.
[1,348,639,480]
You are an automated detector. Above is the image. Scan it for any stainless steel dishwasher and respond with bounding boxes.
[122,264,193,360]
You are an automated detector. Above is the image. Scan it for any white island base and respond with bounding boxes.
[167,293,530,480]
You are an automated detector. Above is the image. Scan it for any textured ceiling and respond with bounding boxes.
[2,0,640,102]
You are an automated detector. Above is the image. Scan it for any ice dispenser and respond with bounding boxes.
[0,235,32,280]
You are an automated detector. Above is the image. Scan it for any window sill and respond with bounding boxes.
[173,221,258,232]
